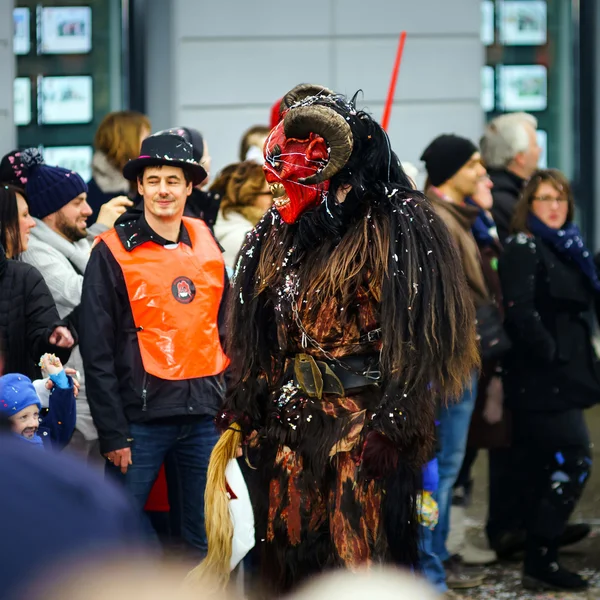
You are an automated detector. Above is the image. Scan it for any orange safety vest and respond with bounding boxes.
[99,217,229,380]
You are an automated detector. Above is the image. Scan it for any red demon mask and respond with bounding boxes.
[263,122,330,224]
[263,100,354,224]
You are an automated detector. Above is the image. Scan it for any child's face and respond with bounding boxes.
[10,404,40,439]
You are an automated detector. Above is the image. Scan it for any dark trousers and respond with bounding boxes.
[513,409,591,545]
[106,417,219,556]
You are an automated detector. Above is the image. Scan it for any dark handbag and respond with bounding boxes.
[475,303,512,361]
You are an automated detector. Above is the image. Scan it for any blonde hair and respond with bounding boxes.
[94,111,151,171]
[186,424,243,589]
[220,161,268,220]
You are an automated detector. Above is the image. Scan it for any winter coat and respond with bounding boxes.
[39,381,77,450]
[489,168,526,245]
[214,209,255,269]
[0,244,71,379]
[499,233,600,412]
[21,219,108,441]
[427,189,490,308]
[184,188,222,232]
[79,209,227,454]
[87,151,132,225]
[467,238,512,448]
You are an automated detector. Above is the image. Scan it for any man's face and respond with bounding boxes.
[10,404,39,439]
[138,166,192,220]
[447,152,487,199]
[263,121,330,224]
[53,193,92,242]
[518,122,541,179]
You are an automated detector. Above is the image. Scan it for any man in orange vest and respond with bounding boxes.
[79,132,229,555]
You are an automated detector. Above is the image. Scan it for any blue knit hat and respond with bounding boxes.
[25,163,88,220]
[0,374,41,418]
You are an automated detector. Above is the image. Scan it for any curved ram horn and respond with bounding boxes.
[283,105,353,185]
[279,83,336,116]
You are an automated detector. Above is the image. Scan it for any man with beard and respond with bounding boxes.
[21,157,132,462]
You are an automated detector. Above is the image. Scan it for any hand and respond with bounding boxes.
[96,196,134,229]
[483,376,504,425]
[361,431,399,479]
[49,326,74,348]
[65,368,80,397]
[45,368,80,397]
[39,352,63,375]
[104,447,132,474]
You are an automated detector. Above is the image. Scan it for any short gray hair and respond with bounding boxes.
[480,113,538,169]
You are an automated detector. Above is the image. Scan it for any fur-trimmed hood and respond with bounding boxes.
[90,151,130,194]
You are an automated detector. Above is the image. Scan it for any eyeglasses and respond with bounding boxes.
[532,195,568,203]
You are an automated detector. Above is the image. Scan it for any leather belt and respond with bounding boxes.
[285,353,381,399]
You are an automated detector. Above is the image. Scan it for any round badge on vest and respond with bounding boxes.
[172,276,196,304]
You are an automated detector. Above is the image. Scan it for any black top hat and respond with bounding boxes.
[154,127,205,162]
[123,133,207,185]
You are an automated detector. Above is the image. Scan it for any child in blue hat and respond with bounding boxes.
[0,354,76,449]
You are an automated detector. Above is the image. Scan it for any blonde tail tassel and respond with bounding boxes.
[185,423,243,590]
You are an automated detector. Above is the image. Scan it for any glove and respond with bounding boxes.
[361,431,399,479]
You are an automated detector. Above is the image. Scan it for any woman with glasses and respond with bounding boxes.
[498,169,599,592]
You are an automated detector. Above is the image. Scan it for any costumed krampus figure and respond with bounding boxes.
[190,85,479,595]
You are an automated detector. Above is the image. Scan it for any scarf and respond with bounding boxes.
[527,213,600,292]
[465,199,497,248]
[28,218,91,274]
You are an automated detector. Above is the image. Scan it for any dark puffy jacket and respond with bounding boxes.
[79,210,227,454]
[0,244,71,378]
[499,234,600,411]
[489,169,526,244]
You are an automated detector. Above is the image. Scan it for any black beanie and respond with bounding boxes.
[420,134,479,187]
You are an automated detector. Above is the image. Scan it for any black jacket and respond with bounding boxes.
[499,234,600,412]
[489,169,526,245]
[79,210,228,454]
[0,244,71,378]
[184,188,222,232]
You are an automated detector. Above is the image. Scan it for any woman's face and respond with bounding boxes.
[530,181,569,230]
[16,193,36,255]
[253,181,274,212]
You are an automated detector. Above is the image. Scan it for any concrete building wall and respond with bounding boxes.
[146,0,484,180]
[0,0,16,157]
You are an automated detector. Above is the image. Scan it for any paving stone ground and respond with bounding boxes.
[457,405,600,600]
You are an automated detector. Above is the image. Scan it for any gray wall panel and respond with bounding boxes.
[175,0,331,39]
[179,106,273,166]
[176,39,333,107]
[332,0,480,35]
[0,0,15,156]
[335,37,482,102]
[146,0,483,180]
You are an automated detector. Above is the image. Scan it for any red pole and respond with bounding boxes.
[381,31,407,131]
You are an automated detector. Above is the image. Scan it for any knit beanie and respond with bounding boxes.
[0,147,42,189]
[0,374,42,418]
[25,161,88,220]
[420,134,479,187]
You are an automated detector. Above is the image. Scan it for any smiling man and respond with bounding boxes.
[21,156,132,462]
[79,133,229,556]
